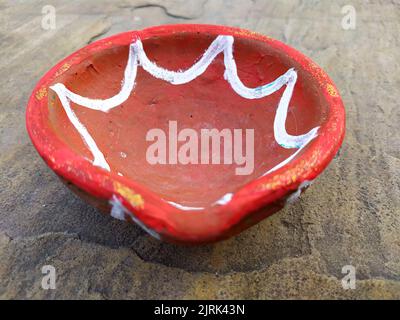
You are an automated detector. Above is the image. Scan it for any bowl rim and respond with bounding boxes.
[26,24,345,243]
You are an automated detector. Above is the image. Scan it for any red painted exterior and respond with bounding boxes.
[26,24,345,244]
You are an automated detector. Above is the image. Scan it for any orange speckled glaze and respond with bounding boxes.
[35,86,47,100]
[26,24,345,244]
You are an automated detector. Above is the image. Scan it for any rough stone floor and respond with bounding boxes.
[0,0,399,299]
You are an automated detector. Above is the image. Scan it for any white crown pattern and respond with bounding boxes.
[51,35,319,178]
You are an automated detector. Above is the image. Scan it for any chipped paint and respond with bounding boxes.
[286,180,313,204]
[109,195,160,239]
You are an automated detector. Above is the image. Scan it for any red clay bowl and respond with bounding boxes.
[26,24,345,244]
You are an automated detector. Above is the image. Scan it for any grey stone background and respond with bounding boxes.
[0,0,399,299]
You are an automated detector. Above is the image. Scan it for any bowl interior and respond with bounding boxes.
[48,32,328,208]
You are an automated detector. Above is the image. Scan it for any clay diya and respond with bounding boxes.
[26,24,345,244]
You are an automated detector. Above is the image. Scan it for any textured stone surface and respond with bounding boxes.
[0,0,399,299]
